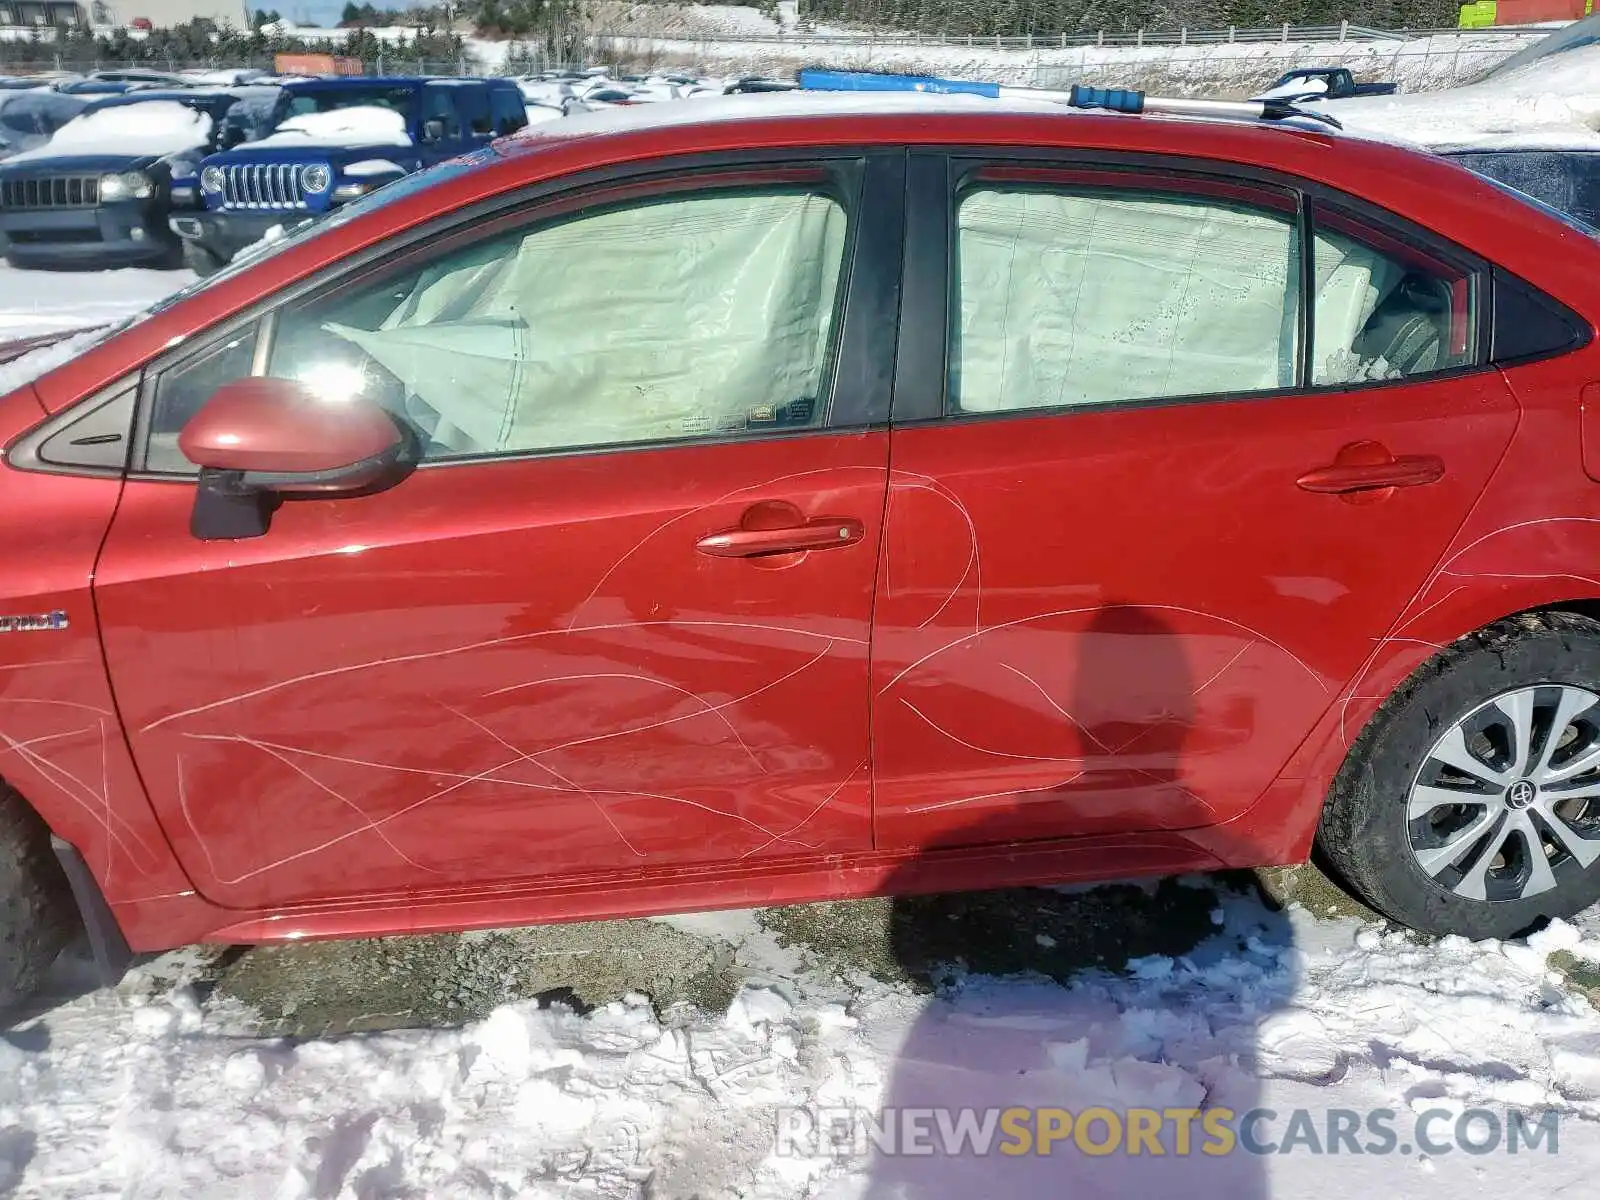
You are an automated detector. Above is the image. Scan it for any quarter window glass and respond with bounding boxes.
[1311,204,1477,384]
[145,324,257,473]
[952,183,1301,414]
[265,185,849,459]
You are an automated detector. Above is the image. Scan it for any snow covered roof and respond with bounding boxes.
[4,98,214,163]
[245,106,413,150]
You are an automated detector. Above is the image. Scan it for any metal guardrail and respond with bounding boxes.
[592,22,1556,49]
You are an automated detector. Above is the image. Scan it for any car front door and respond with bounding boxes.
[872,151,1519,851]
[93,152,901,910]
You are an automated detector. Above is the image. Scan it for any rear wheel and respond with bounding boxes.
[1319,612,1600,939]
[0,787,73,1007]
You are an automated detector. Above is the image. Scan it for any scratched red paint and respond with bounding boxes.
[1,103,1597,952]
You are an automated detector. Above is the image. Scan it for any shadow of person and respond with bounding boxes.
[839,603,1298,1199]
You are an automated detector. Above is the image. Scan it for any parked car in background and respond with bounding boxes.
[724,76,799,94]
[86,69,192,87]
[174,76,527,275]
[0,91,87,162]
[1442,144,1600,231]
[0,89,274,270]
[2,94,1600,1007]
[1254,66,1398,102]
[1320,10,1600,232]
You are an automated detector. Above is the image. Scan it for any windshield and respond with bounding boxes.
[1473,166,1600,236]
[280,85,415,120]
[0,92,84,136]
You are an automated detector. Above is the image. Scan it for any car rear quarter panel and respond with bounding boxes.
[1194,194,1600,867]
[0,386,197,946]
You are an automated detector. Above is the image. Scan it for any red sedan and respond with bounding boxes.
[2,94,1599,1004]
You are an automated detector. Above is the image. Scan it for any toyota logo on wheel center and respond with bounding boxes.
[1507,780,1537,809]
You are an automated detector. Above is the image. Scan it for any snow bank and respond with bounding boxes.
[0,263,191,395]
[247,106,412,149]
[594,30,1535,98]
[1326,41,1600,148]
[5,99,213,163]
[5,890,1600,1195]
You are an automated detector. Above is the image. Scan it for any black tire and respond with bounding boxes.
[182,241,226,278]
[1319,611,1600,940]
[0,787,73,1008]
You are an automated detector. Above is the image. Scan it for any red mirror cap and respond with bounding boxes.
[178,376,402,474]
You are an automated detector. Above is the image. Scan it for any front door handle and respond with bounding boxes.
[696,516,864,558]
[1296,442,1445,495]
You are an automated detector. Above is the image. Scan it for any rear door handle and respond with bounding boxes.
[1296,446,1445,495]
[696,517,864,558]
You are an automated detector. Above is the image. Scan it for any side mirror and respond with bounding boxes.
[179,376,405,540]
[421,118,446,143]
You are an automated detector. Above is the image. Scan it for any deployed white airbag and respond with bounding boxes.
[953,187,1402,412]
[954,188,1301,412]
[325,190,847,454]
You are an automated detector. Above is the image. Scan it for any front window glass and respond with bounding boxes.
[145,324,257,472]
[266,184,850,459]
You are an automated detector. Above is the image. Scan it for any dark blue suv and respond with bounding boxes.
[173,76,529,274]
[0,89,274,270]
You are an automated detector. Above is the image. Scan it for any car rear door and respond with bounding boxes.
[93,150,903,910]
[872,149,1519,851]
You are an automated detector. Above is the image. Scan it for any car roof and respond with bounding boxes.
[503,89,1349,149]
[80,88,242,113]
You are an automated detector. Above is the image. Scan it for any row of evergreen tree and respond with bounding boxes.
[0,21,468,66]
[0,0,1463,68]
[793,0,1461,34]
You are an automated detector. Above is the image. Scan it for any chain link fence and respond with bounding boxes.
[0,20,1553,93]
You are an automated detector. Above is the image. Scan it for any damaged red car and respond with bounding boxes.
[3,94,1600,1004]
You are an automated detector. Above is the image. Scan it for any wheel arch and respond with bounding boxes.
[1189,583,1600,869]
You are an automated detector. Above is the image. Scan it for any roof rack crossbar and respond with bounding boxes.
[796,69,1342,131]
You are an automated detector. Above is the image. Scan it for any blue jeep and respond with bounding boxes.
[173,76,529,275]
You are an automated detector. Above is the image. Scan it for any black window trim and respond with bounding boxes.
[112,146,905,483]
[894,146,1500,427]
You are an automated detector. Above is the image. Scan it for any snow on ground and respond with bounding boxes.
[5,885,1600,1197]
[0,262,190,342]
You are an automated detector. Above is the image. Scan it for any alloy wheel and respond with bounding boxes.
[1407,684,1600,902]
